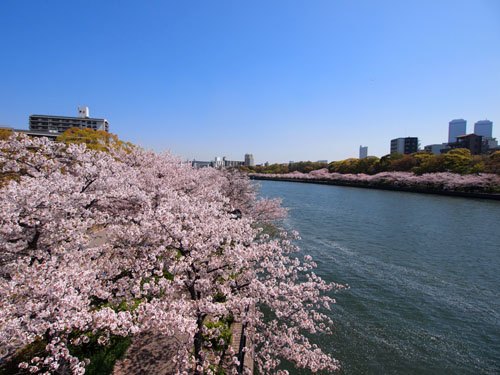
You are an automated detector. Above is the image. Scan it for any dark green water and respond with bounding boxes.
[258,180,500,375]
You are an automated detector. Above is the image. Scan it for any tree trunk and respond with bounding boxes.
[193,315,205,375]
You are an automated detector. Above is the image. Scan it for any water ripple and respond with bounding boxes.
[259,180,500,375]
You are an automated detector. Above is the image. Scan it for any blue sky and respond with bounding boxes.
[1,1,499,163]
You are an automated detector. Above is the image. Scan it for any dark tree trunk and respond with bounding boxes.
[193,315,205,375]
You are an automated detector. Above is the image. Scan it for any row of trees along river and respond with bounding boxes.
[239,149,500,176]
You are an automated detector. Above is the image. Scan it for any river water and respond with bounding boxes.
[257,180,500,375]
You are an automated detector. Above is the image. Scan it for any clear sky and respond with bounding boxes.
[1,0,499,164]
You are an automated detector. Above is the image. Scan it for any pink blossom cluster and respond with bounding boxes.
[251,169,500,192]
[0,135,344,374]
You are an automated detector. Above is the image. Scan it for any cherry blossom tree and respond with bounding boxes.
[0,134,345,375]
[250,169,500,193]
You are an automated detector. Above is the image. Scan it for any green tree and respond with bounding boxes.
[359,156,380,174]
[412,152,435,174]
[485,151,500,174]
[443,148,472,174]
[413,155,445,174]
[0,128,13,141]
[375,153,404,173]
[57,128,134,153]
[469,155,485,174]
[389,154,417,171]
[328,158,359,174]
[289,161,327,173]
[237,165,251,173]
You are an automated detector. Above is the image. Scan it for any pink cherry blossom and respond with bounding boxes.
[251,169,500,193]
[1,134,345,374]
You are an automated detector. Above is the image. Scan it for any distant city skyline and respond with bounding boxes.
[8,106,496,163]
[1,1,499,164]
[359,146,368,159]
[474,120,493,138]
[448,119,467,144]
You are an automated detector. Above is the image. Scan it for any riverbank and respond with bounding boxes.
[250,175,500,200]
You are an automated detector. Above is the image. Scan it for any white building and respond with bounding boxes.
[211,156,224,168]
[192,160,212,168]
[359,145,368,159]
[29,106,109,135]
[213,156,244,168]
[244,154,254,167]
[223,157,244,167]
[448,119,467,143]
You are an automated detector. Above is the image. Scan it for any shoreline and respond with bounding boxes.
[250,176,500,200]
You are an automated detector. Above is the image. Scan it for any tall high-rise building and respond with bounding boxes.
[390,137,418,154]
[474,120,493,138]
[359,145,368,159]
[244,153,254,167]
[448,119,467,143]
[29,107,109,135]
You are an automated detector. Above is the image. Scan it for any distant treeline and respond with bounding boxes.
[239,149,500,175]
